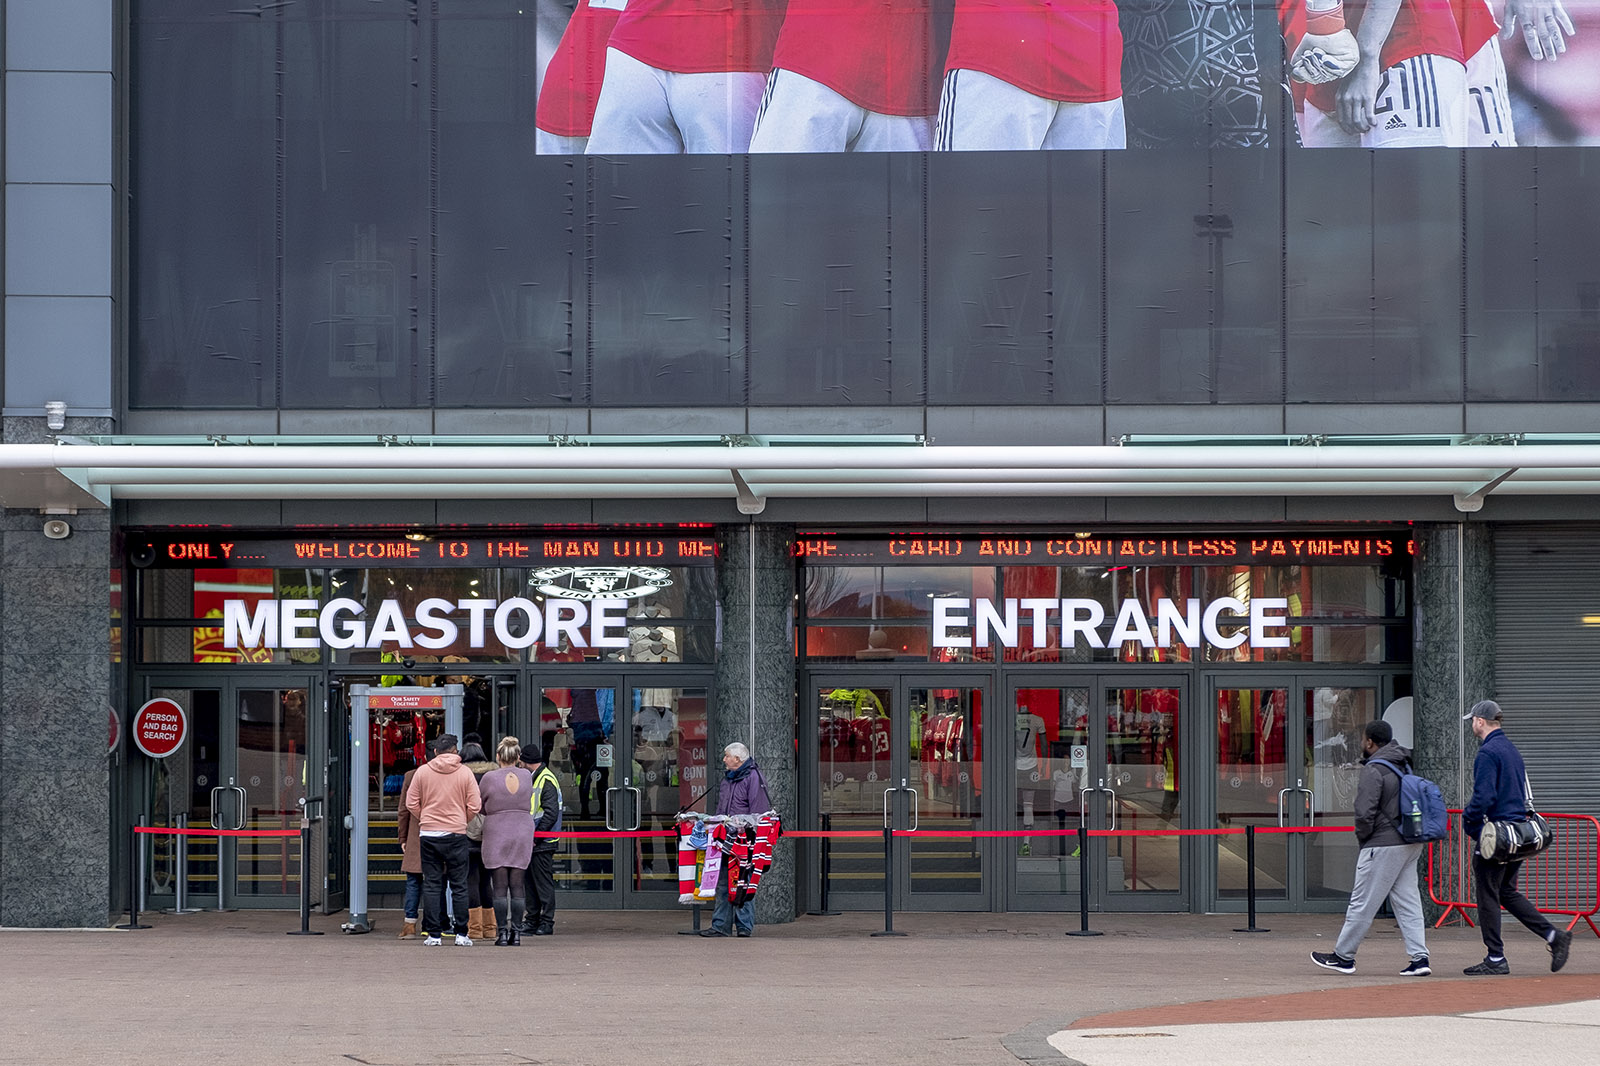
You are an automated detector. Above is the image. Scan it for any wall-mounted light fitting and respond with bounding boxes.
[44,401,67,431]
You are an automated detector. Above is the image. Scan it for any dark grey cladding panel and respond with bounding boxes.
[0,655,110,764]
[1477,497,1600,520]
[1464,404,1600,433]
[121,409,281,436]
[1106,497,1288,523]
[927,496,1108,524]
[445,500,594,525]
[432,409,592,435]
[925,406,1103,446]
[757,496,928,524]
[1283,404,1465,435]
[745,407,926,435]
[1105,405,1284,440]
[277,410,437,435]
[589,408,746,435]
[0,767,110,927]
[591,499,746,525]
[4,415,116,444]
[281,499,437,526]
[1284,496,1460,522]
[123,499,284,527]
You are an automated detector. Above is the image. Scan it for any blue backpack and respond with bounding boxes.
[1370,758,1449,843]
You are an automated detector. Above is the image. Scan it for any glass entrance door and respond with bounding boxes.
[538,677,710,908]
[814,677,988,911]
[143,678,314,908]
[1008,677,1186,911]
[1213,677,1380,909]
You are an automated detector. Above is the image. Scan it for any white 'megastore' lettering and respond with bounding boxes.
[223,597,630,651]
[932,596,1291,651]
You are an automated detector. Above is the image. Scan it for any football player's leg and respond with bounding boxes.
[1465,38,1516,147]
[586,48,682,153]
[1299,102,1362,147]
[935,69,1054,150]
[536,130,588,155]
[749,69,859,153]
[671,70,767,153]
[1041,98,1128,149]
[850,111,934,152]
[1360,55,1467,147]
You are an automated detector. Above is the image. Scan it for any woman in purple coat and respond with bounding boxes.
[479,737,537,945]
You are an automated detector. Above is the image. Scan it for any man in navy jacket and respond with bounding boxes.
[1461,700,1572,975]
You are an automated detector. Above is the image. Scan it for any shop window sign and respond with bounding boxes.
[933,596,1291,652]
[222,596,630,651]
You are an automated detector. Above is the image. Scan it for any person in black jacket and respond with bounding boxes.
[1461,700,1572,975]
[519,743,564,937]
[1310,720,1431,976]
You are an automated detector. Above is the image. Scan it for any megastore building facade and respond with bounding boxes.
[4,0,1600,928]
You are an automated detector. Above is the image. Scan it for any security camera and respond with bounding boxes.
[129,543,157,568]
[43,519,72,540]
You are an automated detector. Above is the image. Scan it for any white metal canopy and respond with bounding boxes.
[2,434,1596,514]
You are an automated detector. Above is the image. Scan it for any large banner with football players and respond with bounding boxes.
[534,0,1600,151]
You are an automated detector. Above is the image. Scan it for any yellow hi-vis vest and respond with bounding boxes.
[530,765,562,834]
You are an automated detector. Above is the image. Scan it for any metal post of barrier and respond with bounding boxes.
[807,813,841,917]
[116,820,151,930]
[1234,824,1269,933]
[677,903,704,935]
[870,826,905,937]
[287,808,324,936]
[171,815,202,914]
[1066,825,1101,937]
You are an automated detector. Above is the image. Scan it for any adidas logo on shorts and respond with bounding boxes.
[1384,115,1406,130]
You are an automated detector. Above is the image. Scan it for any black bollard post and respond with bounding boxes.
[678,903,705,934]
[287,820,324,935]
[1234,824,1270,933]
[117,820,150,930]
[870,826,906,936]
[1065,824,1101,937]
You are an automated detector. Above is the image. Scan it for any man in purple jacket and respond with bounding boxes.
[701,742,772,938]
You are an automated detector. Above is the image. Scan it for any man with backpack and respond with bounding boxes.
[1311,719,1432,976]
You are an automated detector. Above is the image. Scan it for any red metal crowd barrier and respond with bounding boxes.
[1427,809,1600,937]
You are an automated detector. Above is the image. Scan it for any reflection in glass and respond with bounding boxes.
[1304,686,1374,899]
[1013,687,1090,896]
[235,687,308,897]
[908,687,983,896]
[1216,686,1290,900]
[1104,686,1180,893]
[543,686,616,892]
[817,686,893,898]
[630,687,708,893]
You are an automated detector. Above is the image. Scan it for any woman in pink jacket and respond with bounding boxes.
[479,737,537,945]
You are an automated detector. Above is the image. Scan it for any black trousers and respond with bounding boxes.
[420,833,471,938]
[524,847,557,928]
[1473,852,1554,957]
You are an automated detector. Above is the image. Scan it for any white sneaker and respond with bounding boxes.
[423,936,442,947]
[454,934,474,947]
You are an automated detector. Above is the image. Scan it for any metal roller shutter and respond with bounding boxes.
[1494,525,1600,815]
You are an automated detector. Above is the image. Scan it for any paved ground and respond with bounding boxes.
[2,908,1595,1066]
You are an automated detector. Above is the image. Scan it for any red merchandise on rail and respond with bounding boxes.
[1427,809,1600,937]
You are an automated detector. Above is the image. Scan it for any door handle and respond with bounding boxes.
[1297,780,1315,825]
[1080,780,1115,827]
[903,786,920,833]
[1103,787,1118,833]
[1277,787,1292,827]
[882,785,899,830]
[627,786,643,831]
[604,786,621,832]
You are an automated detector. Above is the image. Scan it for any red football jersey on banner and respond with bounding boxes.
[537,0,624,137]
[770,0,951,116]
[606,0,789,75]
[1306,0,1465,112]
[1456,0,1499,54]
[944,0,1123,105]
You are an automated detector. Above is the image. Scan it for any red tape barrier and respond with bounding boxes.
[135,826,299,838]
[1427,809,1600,937]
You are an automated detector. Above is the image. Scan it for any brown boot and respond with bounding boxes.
[467,907,489,941]
[398,919,418,940]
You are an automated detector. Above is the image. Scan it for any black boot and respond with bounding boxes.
[533,920,554,936]
[508,900,526,946]
[492,900,510,946]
